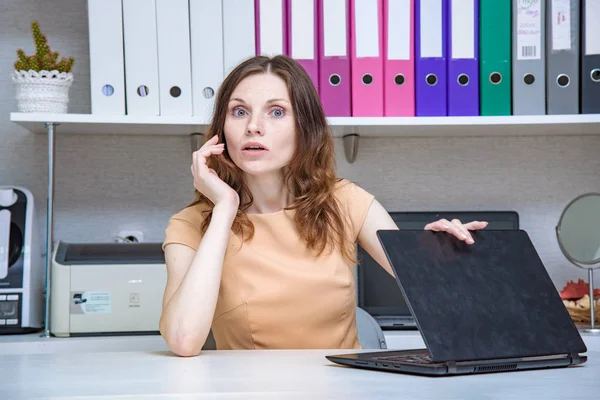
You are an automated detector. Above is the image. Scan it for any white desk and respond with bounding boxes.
[1,332,599,399]
[0,331,427,355]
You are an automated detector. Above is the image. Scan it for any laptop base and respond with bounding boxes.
[326,349,587,376]
[374,316,418,330]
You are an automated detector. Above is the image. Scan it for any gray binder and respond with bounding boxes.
[512,0,546,115]
[581,0,600,114]
[546,0,580,115]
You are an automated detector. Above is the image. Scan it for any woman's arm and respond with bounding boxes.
[357,200,488,276]
[159,203,236,357]
[356,199,399,276]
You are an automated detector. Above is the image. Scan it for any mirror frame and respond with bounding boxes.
[555,192,600,267]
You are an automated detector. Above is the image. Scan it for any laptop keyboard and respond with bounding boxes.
[376,316,413,321]
[372,353,436,364]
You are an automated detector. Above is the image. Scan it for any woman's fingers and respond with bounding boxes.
[438,218,468,242]
[424,218,472,244]
[451,219,473,244]
[193,146,224,172]
[424,218,489,245]
[195,134,220,154]
[463,220,489,230]
[198,145,225,160]
[203,134,219,147]
[423,219,446,231]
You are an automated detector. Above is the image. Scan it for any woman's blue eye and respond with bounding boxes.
[233,107,246,117]
[271,108,284,118]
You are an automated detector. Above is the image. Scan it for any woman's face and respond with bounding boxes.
[223,73,296,178]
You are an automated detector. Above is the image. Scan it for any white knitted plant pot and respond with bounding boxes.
[12,69,73,113]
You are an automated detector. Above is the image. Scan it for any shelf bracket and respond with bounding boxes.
[343,134,359,164]
[42,122,59,338]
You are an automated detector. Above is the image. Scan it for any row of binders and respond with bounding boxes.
[88,0,600,119]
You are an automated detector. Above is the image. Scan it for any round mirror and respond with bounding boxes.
[556,192,600,333]
[556,193,600,266]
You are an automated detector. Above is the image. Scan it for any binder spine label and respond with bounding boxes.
[585,0,600,55]
[551,0,572,51]
[324,0,348,57]
[517,0,542,60]
[387,0,411,60]
[420,0,443,58]
[291,0,316,59]
[355,0,380,58]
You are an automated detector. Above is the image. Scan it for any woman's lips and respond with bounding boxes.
[241,142,269,157]
[241,148,269,157]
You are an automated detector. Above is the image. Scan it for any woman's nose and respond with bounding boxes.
[246,116,264,136]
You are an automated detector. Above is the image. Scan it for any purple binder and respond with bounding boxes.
[415,0,447,116]
[447,0,479,116]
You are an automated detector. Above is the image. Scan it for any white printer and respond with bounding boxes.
[50,241,167,337]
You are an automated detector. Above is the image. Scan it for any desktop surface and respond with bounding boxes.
[3,335,599,399]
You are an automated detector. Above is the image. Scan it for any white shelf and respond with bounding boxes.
[10,112,600,138]
[10,112,206,136]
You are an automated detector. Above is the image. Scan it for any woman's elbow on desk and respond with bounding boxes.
[168,341,204,357]
[162,332,206,357]
[160,318,207,357]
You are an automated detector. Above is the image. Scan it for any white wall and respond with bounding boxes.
[1,0,599,291]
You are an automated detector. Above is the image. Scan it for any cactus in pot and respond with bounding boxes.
[12,21,75,113]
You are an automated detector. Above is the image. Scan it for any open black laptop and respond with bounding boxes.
[327,229,588,376]
[358,211,519,330]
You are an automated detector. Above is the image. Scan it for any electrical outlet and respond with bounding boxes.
[117,230,144,243]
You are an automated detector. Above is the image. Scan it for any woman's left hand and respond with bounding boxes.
[423,219,488,245]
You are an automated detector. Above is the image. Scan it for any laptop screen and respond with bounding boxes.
[357,211,519,317]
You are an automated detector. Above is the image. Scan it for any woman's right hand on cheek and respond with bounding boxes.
[191,135,240,210]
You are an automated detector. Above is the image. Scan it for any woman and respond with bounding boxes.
[160,55,487,357]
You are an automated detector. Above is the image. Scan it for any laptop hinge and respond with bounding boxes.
[446,361,457,374]
[569,353,580,364]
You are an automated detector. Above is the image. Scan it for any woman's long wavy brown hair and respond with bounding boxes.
[188,55,354,263]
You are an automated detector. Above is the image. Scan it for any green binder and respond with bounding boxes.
[480,1,512,116]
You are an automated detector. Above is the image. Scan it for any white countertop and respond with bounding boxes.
[0,330,428,355]
[1,331,599,399]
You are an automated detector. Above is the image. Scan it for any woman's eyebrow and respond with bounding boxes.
[229,97,290,104]
[266,98,290,104]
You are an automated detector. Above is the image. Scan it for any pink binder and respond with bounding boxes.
[383,0,414,116]
[287,0,319,91]
[350,0,384,116]
[255,0,288,56]
[318,0,351,117]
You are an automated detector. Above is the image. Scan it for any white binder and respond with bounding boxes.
[156,0,193,116]
[190,0,224,120]
[122,0,160,115]
[87,0,126,115]
[223,0,256,75]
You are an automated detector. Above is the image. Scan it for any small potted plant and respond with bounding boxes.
[12,21,75,113]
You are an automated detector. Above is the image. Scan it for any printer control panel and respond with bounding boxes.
[0,293,21,326]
